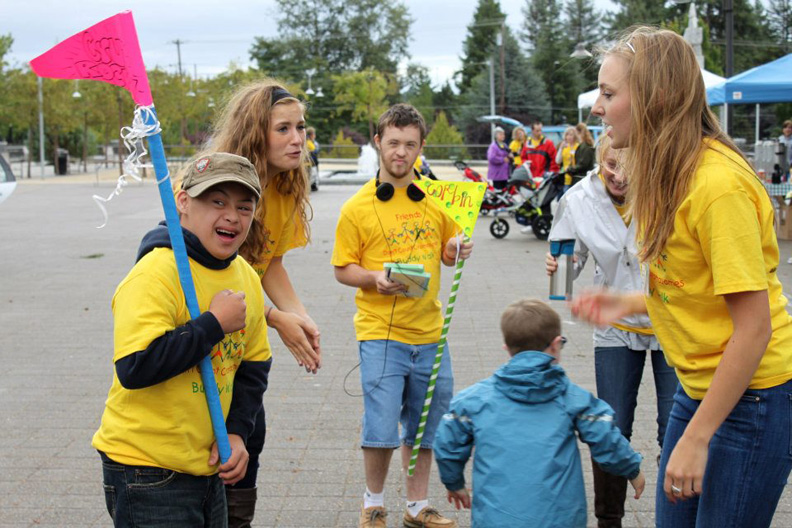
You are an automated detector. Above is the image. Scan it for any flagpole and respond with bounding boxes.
[407,236,468,476]
[143,107,232,464]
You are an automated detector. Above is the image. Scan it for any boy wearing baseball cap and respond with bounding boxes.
[93,152,272,526]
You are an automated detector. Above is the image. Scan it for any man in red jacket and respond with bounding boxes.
[521,121,559,183]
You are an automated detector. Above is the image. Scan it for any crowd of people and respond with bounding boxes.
[89,25,792,528]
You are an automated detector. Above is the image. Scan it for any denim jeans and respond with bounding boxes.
[656,380,792,527]
[359,340,453,448]
[594,346,678,447]
[100,452,227,527]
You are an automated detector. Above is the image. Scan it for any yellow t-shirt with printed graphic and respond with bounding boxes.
[561,143,578,186]
[509,140,525,166]
[92,248,271,475]
[646,139,792,399]
[250,183,308,279]
[331,179,457,343]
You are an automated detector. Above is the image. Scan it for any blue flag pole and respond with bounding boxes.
[143,106,231,463]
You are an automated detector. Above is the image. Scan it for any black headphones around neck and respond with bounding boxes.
[375,170,425,202]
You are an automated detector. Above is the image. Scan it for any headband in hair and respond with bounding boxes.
[625,41,636,54]
[271,87,294,105]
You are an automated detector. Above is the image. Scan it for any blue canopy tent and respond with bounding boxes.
[706,53,792,142]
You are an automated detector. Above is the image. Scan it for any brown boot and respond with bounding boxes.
[227,487,257,528]
[591,458,628,528]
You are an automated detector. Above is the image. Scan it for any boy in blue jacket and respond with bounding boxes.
[433,298,644,527]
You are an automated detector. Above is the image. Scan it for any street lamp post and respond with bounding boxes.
[37,77,45,178]
[488,58,496,141]
[305,68,316,96]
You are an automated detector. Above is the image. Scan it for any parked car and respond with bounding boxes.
[0,155,17,205]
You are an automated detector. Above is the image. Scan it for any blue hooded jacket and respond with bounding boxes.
[433,351,642,528]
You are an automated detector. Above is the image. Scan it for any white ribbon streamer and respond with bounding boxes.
[92,105,162,228]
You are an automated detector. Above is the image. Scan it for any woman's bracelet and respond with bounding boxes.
[265,305,274,320]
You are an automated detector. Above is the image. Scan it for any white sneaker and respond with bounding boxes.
[520,225,533,234]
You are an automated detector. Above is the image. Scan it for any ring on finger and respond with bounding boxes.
[670,484,682,494]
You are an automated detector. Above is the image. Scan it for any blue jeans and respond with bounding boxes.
[100,452,227,527]
[359,340,453,448]
[594,346,677,447]
[656,380,792,527]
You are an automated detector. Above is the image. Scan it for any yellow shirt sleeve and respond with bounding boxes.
[331,210,362,267]
[695,190,767,295]
[112,271,184,361]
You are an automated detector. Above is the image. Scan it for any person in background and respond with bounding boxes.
[509,126,527,173]
[486,126,512,190]
[565,122,595,188]
[779,119,792,168]
[521,121,559,185]
[306,127,320,169]
[555,126,579,194]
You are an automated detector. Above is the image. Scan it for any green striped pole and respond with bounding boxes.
[407,244,467,476]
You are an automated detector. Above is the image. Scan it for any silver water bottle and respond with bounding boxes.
[549,239,576,301]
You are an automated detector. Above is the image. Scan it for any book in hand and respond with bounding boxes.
[385,262,431,298]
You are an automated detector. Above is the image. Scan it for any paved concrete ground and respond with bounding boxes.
[2,178,792,527]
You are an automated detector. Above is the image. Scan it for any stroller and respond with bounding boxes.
[454,160,522,215]
[488,166,564,240]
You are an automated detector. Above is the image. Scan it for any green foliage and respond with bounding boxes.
[607,0,670,33]
[459,28,549,144]
[402,63,435,127]
[521,0,584,124]
[332,69,395,141]
[250,0,412,149]
[328,130,359,158]
[424,112,468,159]
[458,0,506,93]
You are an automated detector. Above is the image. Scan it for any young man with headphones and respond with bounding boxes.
[333,103,473,528]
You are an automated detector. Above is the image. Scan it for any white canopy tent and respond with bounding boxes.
[575,68,726,122]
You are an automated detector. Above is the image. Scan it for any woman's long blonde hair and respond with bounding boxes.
[575,122,594,146]
[603,27,751,262]
[203,79,311,265]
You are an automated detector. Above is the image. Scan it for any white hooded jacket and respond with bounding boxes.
[549,170,655,345]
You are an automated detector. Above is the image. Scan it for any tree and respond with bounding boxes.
[252,0,412,75]
[328,130,359,158]
[432,82,459,124]
[402,63,436,126]
[458,0,506,93]
[768,0,792,54]
[424,111,467,160]
[565,0,603,89]
[332,69,395,141]
[607,0,669,33]
[459,28,549,145]
[521,0,583,124]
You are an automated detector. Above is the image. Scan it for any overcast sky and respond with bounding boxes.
[3,0,615,87]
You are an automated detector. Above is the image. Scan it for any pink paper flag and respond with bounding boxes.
[30,11,152,106]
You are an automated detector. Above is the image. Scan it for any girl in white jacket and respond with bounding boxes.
[546,136,678,528]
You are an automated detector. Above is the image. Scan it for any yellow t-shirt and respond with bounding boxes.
[92,249,271,475]
[509,140,524,166]
[250,183,308,279]
[561,143,578,185]
[646,140,792,399]
[331,179,457,343]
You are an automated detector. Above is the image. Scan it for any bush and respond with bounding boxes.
[424,111,468,160]
[328,130,359,159]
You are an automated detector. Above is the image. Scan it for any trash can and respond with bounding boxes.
[56,148,69,176]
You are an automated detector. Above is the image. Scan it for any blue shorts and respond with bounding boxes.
[359,340,454,449]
